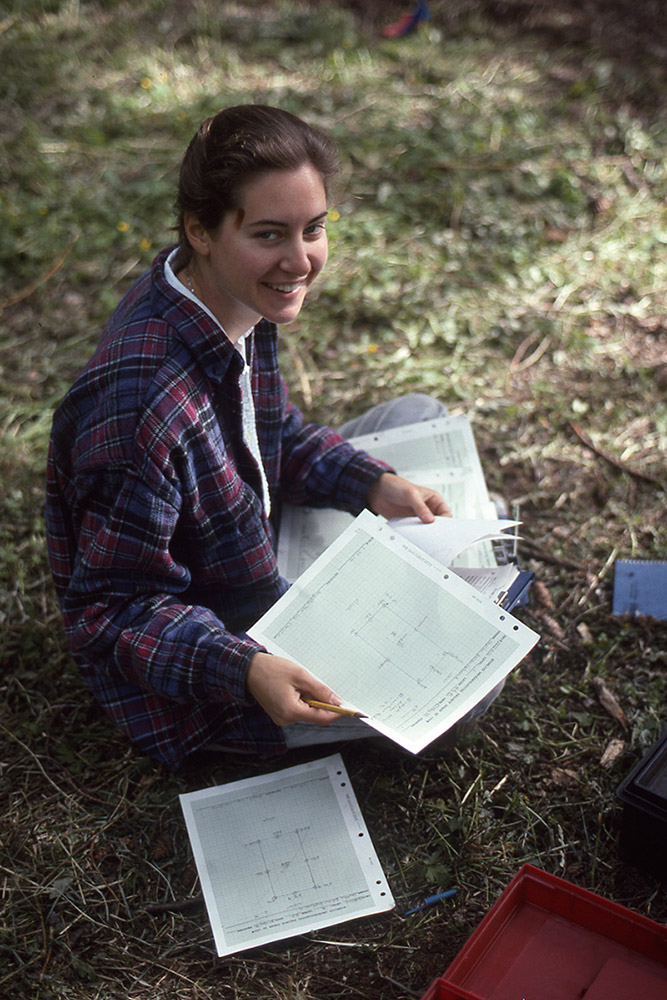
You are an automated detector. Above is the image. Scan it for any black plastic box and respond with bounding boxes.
[616,729,667,882]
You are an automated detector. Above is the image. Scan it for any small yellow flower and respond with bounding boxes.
[38,205,49,215]
[139,238,152,252]
[157,71,169,84]
[140,77,152,90]
[328,208,340,222]
[367,343,379,354]
[117,220,130,233]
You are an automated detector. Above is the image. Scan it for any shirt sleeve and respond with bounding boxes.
[276,397,394,511]
[55,458,262,708]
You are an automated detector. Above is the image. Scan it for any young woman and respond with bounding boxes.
[45,105,450,769]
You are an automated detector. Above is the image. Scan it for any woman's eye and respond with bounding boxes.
[305,222,326,237]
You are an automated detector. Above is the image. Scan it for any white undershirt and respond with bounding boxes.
[164,250,271,516]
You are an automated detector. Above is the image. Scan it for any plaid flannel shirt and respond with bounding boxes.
[45,247,391,769]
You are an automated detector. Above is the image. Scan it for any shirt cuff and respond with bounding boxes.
[203,633,265,704]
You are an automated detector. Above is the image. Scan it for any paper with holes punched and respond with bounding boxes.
[252,510,539,754]
[179,754,394,956]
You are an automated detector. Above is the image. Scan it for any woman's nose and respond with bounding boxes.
[280,238,311,273]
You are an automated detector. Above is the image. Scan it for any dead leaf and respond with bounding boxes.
[151,831,174,862]
[600,738,626,769]
[576,622,594,645]
[550,767,579,788]
[590,195,612,215]
[591,676,629,730]
[544,227,571,243]
[533,580,555,610]
[534,610,566,642]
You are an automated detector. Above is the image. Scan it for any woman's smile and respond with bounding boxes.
[264,280,307,293]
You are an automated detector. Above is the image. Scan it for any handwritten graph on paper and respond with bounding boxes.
[251,512,539,752]
[180,755,393,956]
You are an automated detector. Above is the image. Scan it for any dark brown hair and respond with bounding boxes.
[175,104,339,259]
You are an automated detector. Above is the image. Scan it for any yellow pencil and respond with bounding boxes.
[304,699,367,718]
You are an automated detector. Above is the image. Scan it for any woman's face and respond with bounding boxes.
[190,162,329,341]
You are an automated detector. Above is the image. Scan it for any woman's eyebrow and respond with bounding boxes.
[247,210,329,227]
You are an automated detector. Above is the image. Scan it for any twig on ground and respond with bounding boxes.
[519,538,583,571]
[576,546,617,608]
[570,422,664,487]
[285,336,313,409]
[144,894,203,914]
[507,333,552,380]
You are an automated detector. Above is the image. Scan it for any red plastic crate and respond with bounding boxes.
[420,983,480,1000]
[421,864,667,1000]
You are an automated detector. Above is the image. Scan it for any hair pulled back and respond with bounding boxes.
[175,104,339,259]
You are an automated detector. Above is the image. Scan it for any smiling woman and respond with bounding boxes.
[173,105,339,340]
[181,164,329,340]
[44,104,451,770]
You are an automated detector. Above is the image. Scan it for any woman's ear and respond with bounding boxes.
[183,213,211,256]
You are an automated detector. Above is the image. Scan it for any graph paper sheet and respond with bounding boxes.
[251,511,539,753]
[179,754,394,956]
[349,413,491,509]
[277,413,500,582]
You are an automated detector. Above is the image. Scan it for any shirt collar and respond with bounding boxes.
[153,247,243,383]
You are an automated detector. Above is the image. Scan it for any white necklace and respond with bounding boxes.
[184,267,196,296]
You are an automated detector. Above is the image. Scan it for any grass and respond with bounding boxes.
[1,0,666,997]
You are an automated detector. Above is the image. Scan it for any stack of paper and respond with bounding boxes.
[277,414,528,606]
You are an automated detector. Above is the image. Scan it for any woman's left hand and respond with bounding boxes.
[366,473,451,522]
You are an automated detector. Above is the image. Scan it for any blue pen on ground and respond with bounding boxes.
[404,888,457,916]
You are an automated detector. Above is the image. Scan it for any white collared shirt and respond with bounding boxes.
[165,250,271,516]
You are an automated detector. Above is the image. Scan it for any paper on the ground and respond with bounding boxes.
[277,414,500,582]
[251,510,539,754]
[179,753,394,957]
[388,516,520,566]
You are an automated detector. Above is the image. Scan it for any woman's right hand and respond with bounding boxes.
[246,651,343,727]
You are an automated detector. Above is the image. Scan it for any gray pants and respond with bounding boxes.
[283,393,504,749]
[338,392,447,437]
